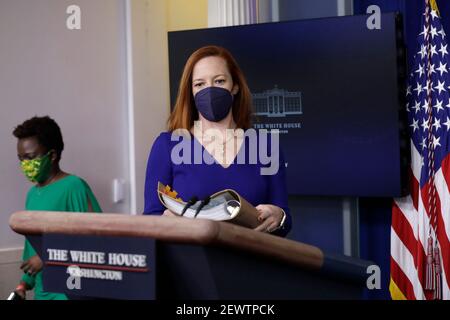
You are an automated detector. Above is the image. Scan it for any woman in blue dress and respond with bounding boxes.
[144,45,291,237]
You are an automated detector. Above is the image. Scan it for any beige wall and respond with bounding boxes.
[0,0,132,297]
[0,248,29,299]
[130,0,169,215]
[0,0,130,245]
[0,248,35,299]
[131,0,208,214]
[0,0,209,296]
[167,0,208,31]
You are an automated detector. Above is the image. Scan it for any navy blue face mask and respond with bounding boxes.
[194,86,233,122]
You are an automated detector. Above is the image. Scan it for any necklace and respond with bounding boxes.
[217,133,235,157]
[202,128,236,157]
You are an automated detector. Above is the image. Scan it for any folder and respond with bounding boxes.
[157,182,260,229]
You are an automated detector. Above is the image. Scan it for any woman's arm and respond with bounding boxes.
[144,133,173,215]
[19,239,37,293]
[255,147,292,237]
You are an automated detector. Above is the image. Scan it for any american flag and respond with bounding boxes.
[390,0,450,300]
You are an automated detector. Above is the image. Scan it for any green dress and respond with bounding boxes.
[21,175,102,300]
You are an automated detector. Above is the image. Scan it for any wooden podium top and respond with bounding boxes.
[10,211,324,271]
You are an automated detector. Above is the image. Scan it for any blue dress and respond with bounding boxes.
[143,131,292,237]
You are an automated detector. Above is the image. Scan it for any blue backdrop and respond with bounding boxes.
[354,0,450,300]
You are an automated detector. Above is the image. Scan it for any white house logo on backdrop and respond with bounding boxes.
[252,85,303,134]
[252,85,303,117]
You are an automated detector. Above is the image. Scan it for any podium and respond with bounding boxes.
[10,211,374,299]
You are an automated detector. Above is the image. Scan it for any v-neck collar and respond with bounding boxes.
[189,132,245,169]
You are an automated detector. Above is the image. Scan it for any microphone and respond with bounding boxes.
[181,196,198,216]
[194,197,211,218]
[7,291,25,300]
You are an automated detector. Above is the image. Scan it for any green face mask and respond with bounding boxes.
[20,152,52,183]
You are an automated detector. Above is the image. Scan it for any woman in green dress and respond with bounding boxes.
[12,116,102,300]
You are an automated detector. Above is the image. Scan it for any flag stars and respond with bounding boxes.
[432,135,441,149]
[420,137,428,150]
[415,64,425,78]
[414,82,424,95]
[439,44,448,57]
[430,26,439,39]
[413,100,421,114]
[410,119,420,132]
[409,8,449,166]
[430,10,439,20]
[436,62,448,76]
[406,85,412,96]
[432,118,441,131]
[420,25,429,39]
[426,80,435,95]
[430,44,438,57]
[422,118,430,131]
[434,81,446,95]
[419,44,427,59]
[429,63,436,75]
[444,117,450,131]
[433,98,444,112]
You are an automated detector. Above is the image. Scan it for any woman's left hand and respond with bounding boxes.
[254,204,284,233]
